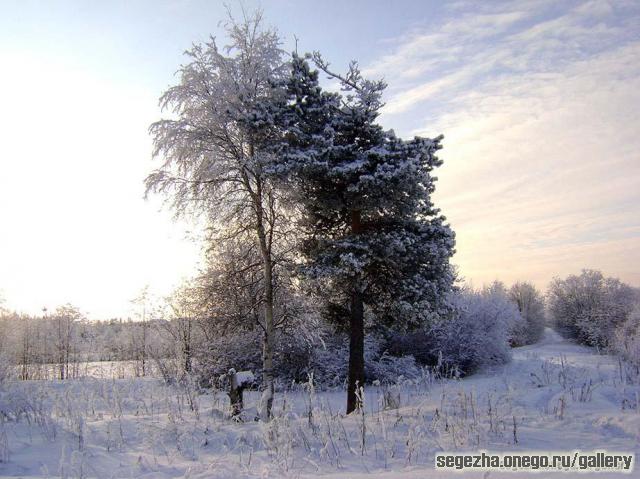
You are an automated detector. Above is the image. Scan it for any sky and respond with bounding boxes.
[0,0,638,319]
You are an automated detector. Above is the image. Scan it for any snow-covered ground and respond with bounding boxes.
[0,329,638,478]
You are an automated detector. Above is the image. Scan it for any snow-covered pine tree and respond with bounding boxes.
[274,54,456,413]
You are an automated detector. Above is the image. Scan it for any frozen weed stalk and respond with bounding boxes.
[353,384,367,456]
[304,373,318,432]
[262,408,294,471]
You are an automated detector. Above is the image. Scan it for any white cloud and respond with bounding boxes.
[369,0,640,289]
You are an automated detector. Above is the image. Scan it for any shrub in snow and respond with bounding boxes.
[384,329,440,367]
[508,281,546,346]
[548,270,638,349]
[384,284,522,376]
[429,284,523,375]
[193,298,519,390]
[304,329,428,388]
[193,328,326,389]
[272,331,317,384]
[267,326,425,389]
[193,331,263,388]
[613,307,640,371]
[365,351,422,384]
[305,333,348,389]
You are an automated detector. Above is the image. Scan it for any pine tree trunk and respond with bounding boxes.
[347,290,365,413]
[347,210,365,414]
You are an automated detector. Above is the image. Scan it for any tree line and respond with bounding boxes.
[1,270,638,407]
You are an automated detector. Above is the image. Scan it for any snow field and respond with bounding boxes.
[0,329,638,478]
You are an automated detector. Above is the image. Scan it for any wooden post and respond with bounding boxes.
[225,369,254,418]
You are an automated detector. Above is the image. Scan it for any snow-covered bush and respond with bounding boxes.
[383,283,523,376]
[384,283,522,376]
[509,281,546,346]
[273,331,318,384]
[193,327,328,389]
[612,307,640,370]
[430,283,523,375]
[384,329,440,367]
[548,270,638,349]
[304,331,425,389]
[191,313,429,391]
[192,325,421,390]
[365,351,422,384]
[192,331,263,388]
[306,334,349,389]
